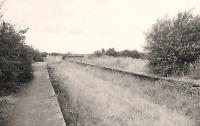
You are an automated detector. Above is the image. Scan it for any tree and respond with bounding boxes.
[101,48,105,55]
[0,17,42,91]
[106,48,118,57]
[120,50,142,58]
[94,50,103,57]
[145,11,200,76]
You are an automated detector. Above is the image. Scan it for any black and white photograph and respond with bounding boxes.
[0,0,200,126]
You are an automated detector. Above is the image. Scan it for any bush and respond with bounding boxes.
[93,50,103,57]
[92,48,145,59]
[29,48,46,62]
[145,11,200,76]
[0,18,37,91]
[120,50,144,59]
[105,48,118,57]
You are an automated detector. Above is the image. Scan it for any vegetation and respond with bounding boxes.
[50,52,63,56]
[145,11,200,76]
[189,61,200,79]
[105,48,118,57]
[81,56,148,73]
[119,49,145,59]
[47,59,199,126]
[93,48,144,59]
[48,67,79,125]
[0,98,14,126]
[94,50,103,57]
[0,18,44,94]
[30,49,48,62]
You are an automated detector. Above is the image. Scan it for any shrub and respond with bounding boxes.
[0,18,37,91]
[92,48,106,57]
[93,50,103,57]
[145,11,200,76]
[120,50,144,59]
[105,48,118,57]
[29,48,46,62]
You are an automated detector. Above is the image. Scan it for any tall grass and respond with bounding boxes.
[81,56,149,74]
[80,56,200,82]
[189,61,200,80]
[0,97,15,126]
[48,59,199,126]
[48,67,79,126]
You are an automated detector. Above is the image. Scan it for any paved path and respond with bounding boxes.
[10,62,66,126]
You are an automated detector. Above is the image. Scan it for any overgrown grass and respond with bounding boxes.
[47,58,199,126]
[80,56,149,74]
[79,56,200,82]
[189,61,200,80]
[0,97,14,126]
[48,62,79,126]
[85,64,200,122]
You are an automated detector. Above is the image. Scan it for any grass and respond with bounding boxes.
[0,82,25,126]
[0,97,15,126]
[47,57,199,126]
[189,61,200,80]
[79,56,200,83]
[79,56,149,74]
[48,67,79,126]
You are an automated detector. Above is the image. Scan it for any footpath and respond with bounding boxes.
[10,62,66,126]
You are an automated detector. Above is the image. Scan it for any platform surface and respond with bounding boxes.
[10,62,66,126]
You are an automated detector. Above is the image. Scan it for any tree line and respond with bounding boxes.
[93,48,145,59]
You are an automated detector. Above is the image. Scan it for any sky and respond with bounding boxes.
[1,0,200,53]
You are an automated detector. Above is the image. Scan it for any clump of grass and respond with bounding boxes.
[189,61,200,80]
[0,98,14,126]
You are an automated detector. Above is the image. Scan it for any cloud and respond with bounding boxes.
[0,0,7,8]
[2,0,200,53]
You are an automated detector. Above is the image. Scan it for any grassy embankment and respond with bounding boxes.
[79,56,200,82]
[47,57,200,126]
[79,56,148,74]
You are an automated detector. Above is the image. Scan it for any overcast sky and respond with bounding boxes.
[2,0,200,53]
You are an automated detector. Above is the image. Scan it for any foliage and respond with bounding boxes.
[50,52,62,56]
[40,52,48,58]
[145,11,200,76]
[93,50,103,57]
[29,48,47,62]
[0,18,43,92]
[0,21,32,86]
[105,48,118,57]
[93,48,145,59]
[119,49,144,59]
